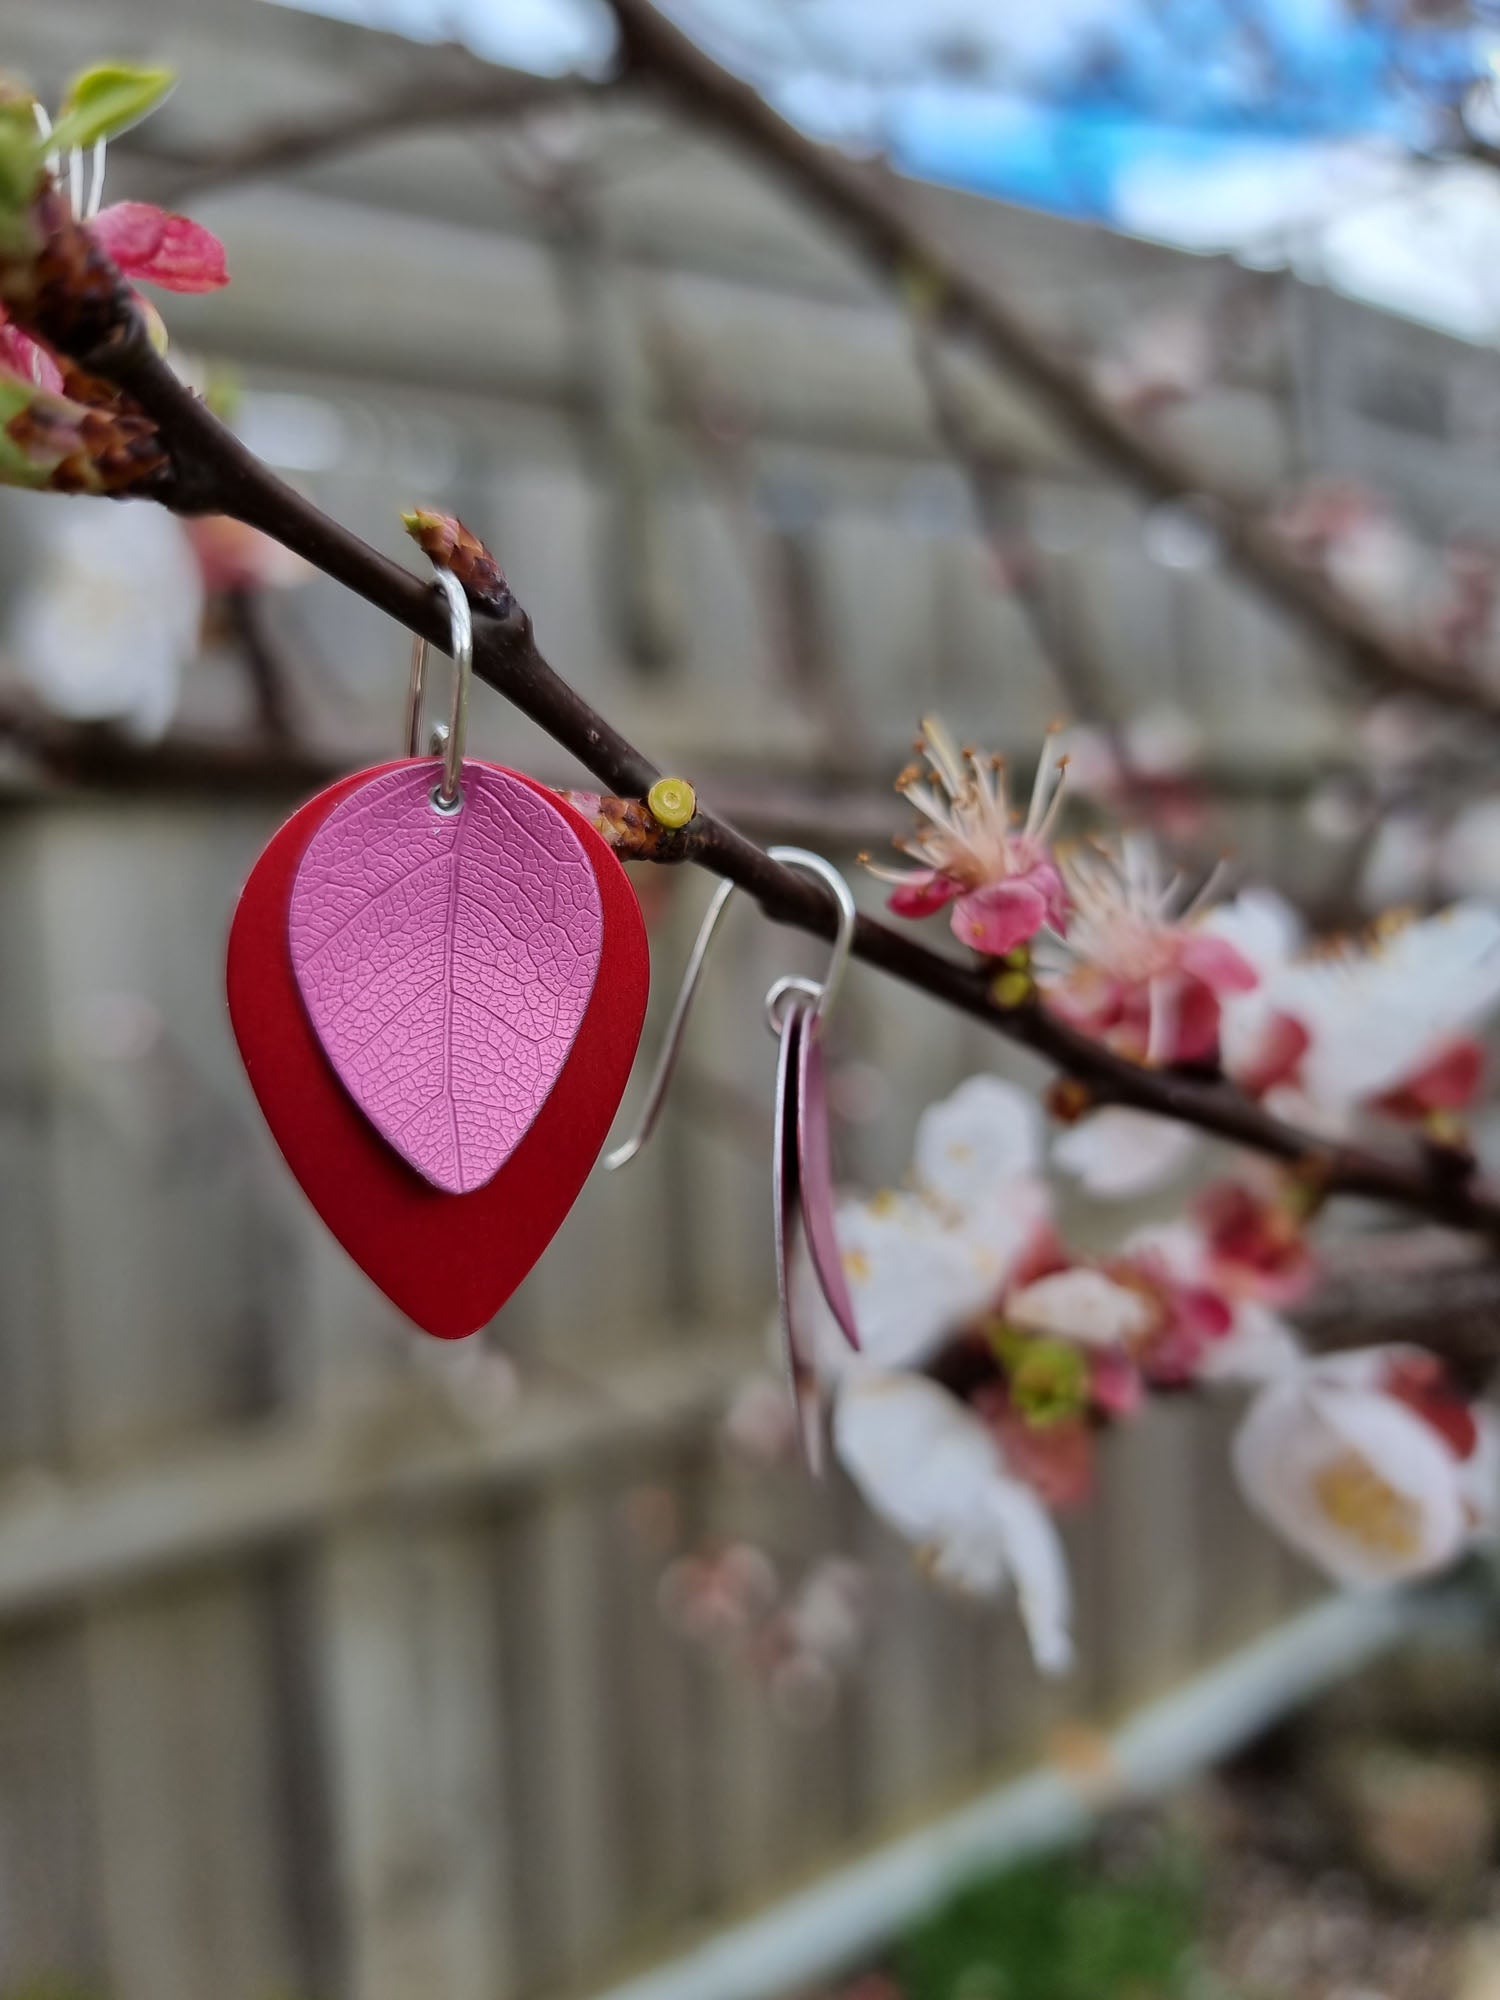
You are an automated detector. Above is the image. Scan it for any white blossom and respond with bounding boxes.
[1233,1348,1475,1587]
[1007,1266,1155,1348]
[833,1370,1073,1672]
[12,498,204,739]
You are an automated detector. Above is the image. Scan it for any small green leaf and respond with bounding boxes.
[0,98,44,223]
[49,62,175,153]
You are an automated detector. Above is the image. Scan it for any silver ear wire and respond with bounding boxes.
[405,565,473,810]
[764,846,857,1035]
[603,875,737,1171]
[604,848,857,1172]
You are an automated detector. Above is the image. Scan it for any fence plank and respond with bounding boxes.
[318,1516,517,2000]
[30,806,302,2000]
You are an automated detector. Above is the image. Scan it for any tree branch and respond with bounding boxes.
[105,16,1500,729]
[601,0,1500,727]
[132,71,604,205]
[12,312,1476,1253]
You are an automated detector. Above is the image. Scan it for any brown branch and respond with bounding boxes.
[600,0,1500,727]
[22,317,1491,1257]
[1296,1235,1500,1390]
[130,71,604,205]
[221,588,299,744]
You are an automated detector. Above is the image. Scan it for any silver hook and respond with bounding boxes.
[405,565,473,812]
[602,876,737,1171]
[764,846,857,1037]
[604,848,857,1171]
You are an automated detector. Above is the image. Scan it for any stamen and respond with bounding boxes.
[1033,758,1070,842]
[86,137,108,220]
[1146,976,1177,1067]
[920,714,967,796]
[902,780,957,833]
[69,147,83,220]
[32,102,59,180]
[1182,857,1231,921]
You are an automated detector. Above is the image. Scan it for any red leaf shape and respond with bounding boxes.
[227,763,649,1337]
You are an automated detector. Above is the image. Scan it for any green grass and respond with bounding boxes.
[893,1841,1211,2000]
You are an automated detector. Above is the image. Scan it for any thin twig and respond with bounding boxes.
[601,0,1500,727]
[132,71,604,205]
[104,12,1500,728]
[16,311,1486,1253]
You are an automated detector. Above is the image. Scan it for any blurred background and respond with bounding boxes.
[4,1,1500,1997]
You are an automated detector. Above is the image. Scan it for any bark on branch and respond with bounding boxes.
[602,0,1500,727]
[28,310,1496,1259]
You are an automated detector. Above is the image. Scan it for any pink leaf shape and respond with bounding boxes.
[773,998,824,1474]
[93,202,229,292]
[289,763,603,1194]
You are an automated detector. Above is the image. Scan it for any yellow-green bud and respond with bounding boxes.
[647,776,696,830]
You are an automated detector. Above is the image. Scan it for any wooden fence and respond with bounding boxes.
[0,1,1491,1993]
[0,794,1325,2000]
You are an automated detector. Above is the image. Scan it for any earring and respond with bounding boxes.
[765,849,861,1472]
[226,556,650,1338]
[606,848,861,1467]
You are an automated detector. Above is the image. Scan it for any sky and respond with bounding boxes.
[264,0,1500,342]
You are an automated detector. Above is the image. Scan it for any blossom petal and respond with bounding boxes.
[951,878,1048,956]
[914,1073,1044,1201]
[1180,931,1259,995]
[833,1371,1073,1670]
[0,318,64,395]
[793,1189,1007,1384]
[1267,905,1500,1112]
[886,871,960,919]
[1234,1364,1467,1587]
[1226,1007,1309,1097]
[1379,1034,1485,1115]
[12,497,203,739]
[1197,1303,1302,1385]
[1030,858,1069,934]
[1007,1267,1156,1348]
[1052,1108,1197,1198]
[93,202,228,292]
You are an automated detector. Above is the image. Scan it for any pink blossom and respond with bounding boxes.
[1373,1034,1485,1120]
[868,717,1069,958]
[1194,1180,1315,1309]
[1218,902,1500,1123]
[1271,478,1421,625]
[977,1393,1097,1511]
[184,515,308,595]
[1036,835,1256,1065]
[1106,1252,1233,1385]
[0,319,62,393]
[1381,1350,1479,1465]
[1088,1345,1145,1420]
[0,151,227,396]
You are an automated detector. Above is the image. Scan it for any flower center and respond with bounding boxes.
[1312,1451,1422,1559]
